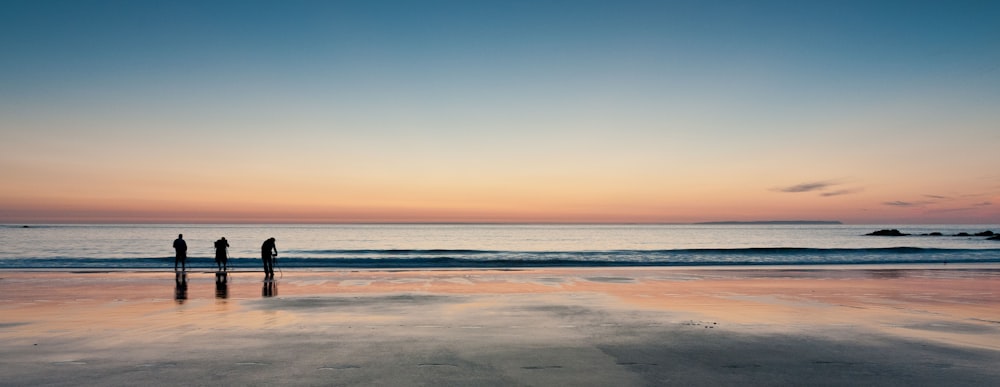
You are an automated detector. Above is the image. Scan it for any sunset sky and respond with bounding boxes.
[2,1,999,224]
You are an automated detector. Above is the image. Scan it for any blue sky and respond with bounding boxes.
[2,0,999,223]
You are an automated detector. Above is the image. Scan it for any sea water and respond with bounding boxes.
[1,224,998,269]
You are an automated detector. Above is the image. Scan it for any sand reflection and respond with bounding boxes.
[83,265,988,349]
[174,272,187,304]
[215,272,228,299]
[262,280,277,298]
[0,266,997,386]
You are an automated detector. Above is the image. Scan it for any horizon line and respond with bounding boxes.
[6,220,999,226]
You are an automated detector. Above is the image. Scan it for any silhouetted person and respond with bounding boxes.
[173,234,188,272]
[261,237,277,278]
[174,272,188,303]
[214,237,230,271]
[215,272,229,299]
[262,281,277,297]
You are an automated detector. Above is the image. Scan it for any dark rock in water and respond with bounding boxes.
[925,232,943,236]
[866,229,909,236]
[989,235,1000,241]
[954,232,971,237]
[22,225,30,228]
[973,231,994,237]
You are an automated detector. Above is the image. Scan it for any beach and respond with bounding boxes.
[2,266,999,386]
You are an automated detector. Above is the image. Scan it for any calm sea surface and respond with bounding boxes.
[1,224,998,269]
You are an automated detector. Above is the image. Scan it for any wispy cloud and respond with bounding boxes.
[884,195,993,213]
[927,207,978,213]
[923,201,993,213]
[777,181,835,193]
[775,180,862,198]
[821,188,863,197]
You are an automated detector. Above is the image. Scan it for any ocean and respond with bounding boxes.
[1,224,998,269]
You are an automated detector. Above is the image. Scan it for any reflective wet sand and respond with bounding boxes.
[1,266,999,386]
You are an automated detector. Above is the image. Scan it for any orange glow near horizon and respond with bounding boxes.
[2,176,997,224]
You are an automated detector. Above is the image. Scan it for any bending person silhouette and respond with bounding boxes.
[261,237,277,278]
[214,237,230,271]
[173,234,188,272]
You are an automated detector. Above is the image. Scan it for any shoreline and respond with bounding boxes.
[3,261,999,273]
[2,266,999,385]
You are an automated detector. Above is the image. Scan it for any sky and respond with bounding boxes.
[1,0,999,224]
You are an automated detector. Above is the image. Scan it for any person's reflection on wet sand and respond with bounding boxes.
[215,272,229,299]
[262,280,277,298]
[174,272,188,303]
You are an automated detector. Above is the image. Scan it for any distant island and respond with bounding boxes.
[694,221,843,225]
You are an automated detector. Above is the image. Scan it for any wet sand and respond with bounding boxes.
[1,266,999,386]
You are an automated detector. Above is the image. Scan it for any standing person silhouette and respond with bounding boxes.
[173,234,188,272]
[261,237,277,278]
[214,237,230,271]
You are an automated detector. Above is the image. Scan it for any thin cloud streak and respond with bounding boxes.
[777,181,836,193]
[926,207,978,213]
[775,180,862,198]
[821,188,863,197]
